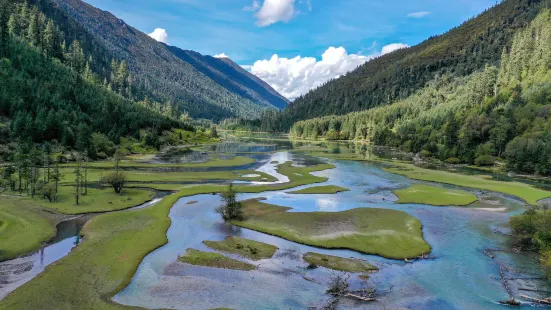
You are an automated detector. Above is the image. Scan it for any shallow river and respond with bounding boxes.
[113,151,551,309]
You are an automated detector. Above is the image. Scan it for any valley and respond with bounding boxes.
[2,0,551,309]
[1,136,550,309]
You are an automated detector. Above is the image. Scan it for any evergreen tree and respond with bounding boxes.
[26,8,39,47]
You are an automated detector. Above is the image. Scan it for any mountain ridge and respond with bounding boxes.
[46,0,286,120]
[166,46,288,110]
[261,0,545,131]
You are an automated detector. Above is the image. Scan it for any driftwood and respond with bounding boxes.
[483,250,495,259]
[519,287,551,294]
[344,293,376,302]
[499,266,514,298]
[520,294,551,304]
[303,276,320,284]
[498,299,520,306]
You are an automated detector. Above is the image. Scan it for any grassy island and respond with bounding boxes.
[231,199,431,259]
[393,184,478,206]
[287,185,349,194]
[179,249,256,271]
[385,163,551,205]
[203,236,278,260]
[303,252,377,273]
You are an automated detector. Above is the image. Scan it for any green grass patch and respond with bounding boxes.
[385,163,551,205]
[303,252,377,273]
[231,199,431,259]
[0,197,56,262]
[0,161,335,309]
[178,248,255,271]
[287,185,349,194]
[60,156,255,169]
[203,236,278,260]
[32,186,155,215]
[61,169,277,186]
[393,184,478,206]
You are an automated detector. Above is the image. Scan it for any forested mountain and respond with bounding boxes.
[291,8,551,176]
[0,0,194,162]
[43,0,284,121]
[260,0,546,131]
[166,47,288,110]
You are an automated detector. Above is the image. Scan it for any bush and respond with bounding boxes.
[419,150,432,158]
[101,172,127,194]
[445,157,461,164]
[474,155,495,166]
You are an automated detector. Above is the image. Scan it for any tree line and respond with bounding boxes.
[288,10,551,176]
[254,0,549,132]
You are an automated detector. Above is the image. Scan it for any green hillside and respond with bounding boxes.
[260,0,546,131]
[290,8,551,176]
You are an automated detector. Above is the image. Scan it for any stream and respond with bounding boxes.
[0,193,166,300]
[2,138,550,309]
[113,151,551,310]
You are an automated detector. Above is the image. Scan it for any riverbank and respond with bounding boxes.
[0,160,338,309]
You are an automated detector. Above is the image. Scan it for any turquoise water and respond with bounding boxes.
[114,152,551,309]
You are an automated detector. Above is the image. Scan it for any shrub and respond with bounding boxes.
[445,157,461,164]
[474,155,495,166]
[101,172,127,194]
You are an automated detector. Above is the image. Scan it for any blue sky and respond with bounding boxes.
[85,0,497,99]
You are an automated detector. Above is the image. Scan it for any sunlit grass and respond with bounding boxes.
[178,249,255,271]
[393,184,478,206]
[231,199,431,259]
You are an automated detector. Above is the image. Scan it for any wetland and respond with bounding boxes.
[1,135,551,309]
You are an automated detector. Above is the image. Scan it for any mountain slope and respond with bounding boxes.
[264,0,545,130]
[290,8,551,176]
[46,0,280,121]
[166,47,288,110]
[219,57,289,107]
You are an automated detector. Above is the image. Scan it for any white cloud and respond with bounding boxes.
[243,0,261,11]
[214,53,229,58]
[250,44,409,100]
[381,43,409,55]
[148,28,168,44]
[246,0,297,27]
[408,11,431,18]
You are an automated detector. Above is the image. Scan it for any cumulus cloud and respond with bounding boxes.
[250,44,409,100]
[214,53,229,58]
[408,11,431,18]
[381,43,409,55]
[246,0,297,27]
[148,28,168,44]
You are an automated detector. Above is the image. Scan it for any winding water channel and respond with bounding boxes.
[2,138,550,309]
[114,150,551,309]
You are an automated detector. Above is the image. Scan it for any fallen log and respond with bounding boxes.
[303,276,320,284]
[344,293,376,302]
[483,250,495,259]
[520,294,551,304]
[498,298,520,306]
[519,287,551,294]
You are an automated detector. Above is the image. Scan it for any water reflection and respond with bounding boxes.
[0,216,89,300]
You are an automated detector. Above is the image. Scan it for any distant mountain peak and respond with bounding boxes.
[47,0,287,120]
[167,45,288,110]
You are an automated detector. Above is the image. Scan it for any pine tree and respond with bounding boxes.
[42,20,56,57]
[26,8,39,47]
[74,154,81,205]
[0,0,9,56]
[68,40,85,73]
